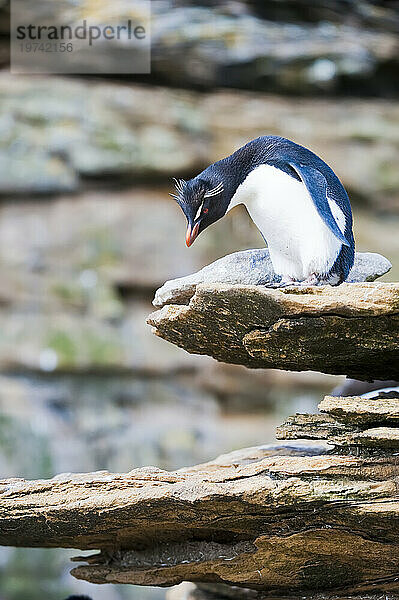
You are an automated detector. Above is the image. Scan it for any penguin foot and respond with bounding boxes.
[268,274,325,288]
[268,282,291,289]
[268,276,299,289]
[291,274,325,287]
[301,273,323,286]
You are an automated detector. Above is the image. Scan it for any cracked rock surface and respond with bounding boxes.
[149,278,399,381]
[1,392,399,596]
[277,392,399,449]
[0,435,398,595]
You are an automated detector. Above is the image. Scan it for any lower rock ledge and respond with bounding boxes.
[169,582,399,600]
[71,528,399,593]
[1,436,399,596]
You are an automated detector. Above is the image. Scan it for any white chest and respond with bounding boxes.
[228,164,344,280]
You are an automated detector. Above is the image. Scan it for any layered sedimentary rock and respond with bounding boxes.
[2,74,399,211]
[3,1,399,95]
[277,392,399,449]
[1,392,399,596]
[148,252,398,380]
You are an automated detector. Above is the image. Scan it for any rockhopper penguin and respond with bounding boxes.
[171,136,355,286]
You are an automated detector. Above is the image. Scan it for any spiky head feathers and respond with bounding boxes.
[170,175,227,246]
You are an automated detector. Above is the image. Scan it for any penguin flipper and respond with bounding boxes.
[288,162,350,247]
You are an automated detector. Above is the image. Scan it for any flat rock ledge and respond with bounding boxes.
[148,280,399,381]
[277,392,399,449]
[0,393,399,598]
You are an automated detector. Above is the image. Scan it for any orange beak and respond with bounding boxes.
[186,222,199,247]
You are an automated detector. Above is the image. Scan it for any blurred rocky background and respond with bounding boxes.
[0,1,398,599]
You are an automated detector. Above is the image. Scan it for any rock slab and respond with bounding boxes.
[0,441,398,595]
[149,281,399,381]
[1,392,399,596]
[319,394,399,426]
[277,392,399,449]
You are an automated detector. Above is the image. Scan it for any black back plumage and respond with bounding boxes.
[204,136,353,238]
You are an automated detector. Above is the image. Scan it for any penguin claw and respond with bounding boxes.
[273,282,298,289]
[267,278,298,289]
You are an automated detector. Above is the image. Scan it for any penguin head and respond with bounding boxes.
[170,176,228,246]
